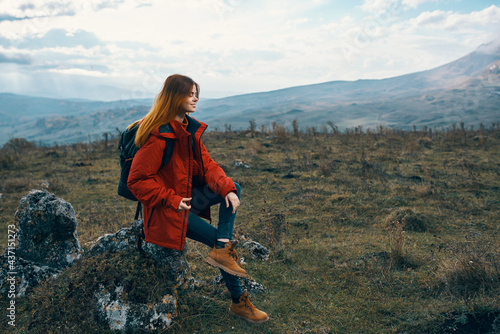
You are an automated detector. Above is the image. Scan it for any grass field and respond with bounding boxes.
[0,123,499,333]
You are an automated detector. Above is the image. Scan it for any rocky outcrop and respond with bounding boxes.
[94,284,177,332]
[0,190,83,296]
[14,189,83,268]
[88,219,193,289]
[0,190,189,332]
[87,218,193,332]
[88,219,144,256]
[0,256,59,297]
[0,190,267,332]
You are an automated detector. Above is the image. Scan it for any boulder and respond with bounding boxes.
[14,189,83,269]
[0,256,59,297]
[88,219,196,332]
[89,219,192,288]
[0,190,83,296]
[88,219,143,256]
[95,284,177,332]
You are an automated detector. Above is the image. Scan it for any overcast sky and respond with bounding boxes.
[0,0,499,100]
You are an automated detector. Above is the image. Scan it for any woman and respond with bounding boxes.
[127,74,268,324]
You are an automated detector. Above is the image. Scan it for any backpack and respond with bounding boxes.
[117,122,174,250]
[117,122,174,201]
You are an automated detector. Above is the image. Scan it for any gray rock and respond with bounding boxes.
[88,219,142,255]
[95,284,177,332]
[13,189,83,269]
[242,240,270,261]
[142,241,193,289]
[0,190,83,296]
[0,256,59,297]
[233,159,251,168]
[213,274,266,295]
[89,219,192,288]
[88,218,197,331]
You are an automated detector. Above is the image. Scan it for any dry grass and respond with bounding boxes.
[437,226,500,300]
[0,125,499,333]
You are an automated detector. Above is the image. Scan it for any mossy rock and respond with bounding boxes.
[8,250,178,332]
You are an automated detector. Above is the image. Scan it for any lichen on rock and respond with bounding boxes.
[242,240,270,261]
[0,189,83,296]
[89,219,193,289]
[94,283,177,332]
[14,189,83,269]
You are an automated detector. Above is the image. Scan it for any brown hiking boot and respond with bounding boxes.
[229,291,269,324]
[206,241,249,278]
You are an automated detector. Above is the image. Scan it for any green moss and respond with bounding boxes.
[0,250,176,333]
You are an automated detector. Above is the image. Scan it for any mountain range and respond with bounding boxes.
[1,41,499,145]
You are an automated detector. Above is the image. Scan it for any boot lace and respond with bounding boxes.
[228,242,244,267]
[240,294,255,313]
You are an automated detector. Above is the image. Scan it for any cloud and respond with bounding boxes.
[0,1,75,20]
[0,14,28,22]
[231,49,284,62]
[411,9,449,26]
[360,0,438,13]
[411,5,500,30]
[0,1,499,100]
[47,67,109,77]
[360,0,400,13]
[0,0,140,21]
[401,0,437,9]
[0,52,31,64]
[17,29,103,49]
[476,38,500,55]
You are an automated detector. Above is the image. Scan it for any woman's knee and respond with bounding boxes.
[234,182,241,198]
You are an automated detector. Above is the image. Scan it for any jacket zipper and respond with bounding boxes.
[182,135,192,249]
[198,137,205,182]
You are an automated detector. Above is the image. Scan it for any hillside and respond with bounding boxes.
[0,97,150,144]
[0,126,499,333]
[0,42,499,145]
[196,42,500,130]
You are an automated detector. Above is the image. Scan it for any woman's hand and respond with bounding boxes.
[177,197,192,211]
[225,192,240,214]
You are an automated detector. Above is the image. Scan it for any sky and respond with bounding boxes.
[0,0,499,100]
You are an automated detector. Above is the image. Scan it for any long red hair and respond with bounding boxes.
[130,74,199,148]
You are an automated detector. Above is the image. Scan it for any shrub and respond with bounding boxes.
[384,208,433,232]
[0,138,36,169]
[2,137,36,152]
[383,219,421,270]
[418,137,434,148]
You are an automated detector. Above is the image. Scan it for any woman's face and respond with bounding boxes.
[180,85,199,113]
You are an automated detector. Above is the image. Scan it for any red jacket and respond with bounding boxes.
[127,116,237,250]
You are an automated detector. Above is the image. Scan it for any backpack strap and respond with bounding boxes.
[134,201,142,220]
[135,201,145,252]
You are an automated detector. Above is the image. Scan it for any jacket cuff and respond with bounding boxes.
[169,195,184,211]
[219,182,237,199]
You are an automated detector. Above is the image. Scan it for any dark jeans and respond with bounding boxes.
[186,183,243,298]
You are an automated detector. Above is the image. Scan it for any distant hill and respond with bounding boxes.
[194,41,500,131]
[0,96,151,144]
[0,41,499,145]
